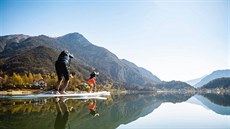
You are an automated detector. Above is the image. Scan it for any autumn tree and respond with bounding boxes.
[45,74,57,87]
[33,73,43,81]
[12,73,23,86]
[22,74,29,85]
[28,73,33,84]
[3,74,12,86]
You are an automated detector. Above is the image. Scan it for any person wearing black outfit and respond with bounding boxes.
[55,50,74,94]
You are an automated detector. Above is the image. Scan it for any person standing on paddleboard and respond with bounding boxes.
[88,71,99,92]
[55,50,74,94]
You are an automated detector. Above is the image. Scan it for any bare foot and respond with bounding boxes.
[59,91,67,94]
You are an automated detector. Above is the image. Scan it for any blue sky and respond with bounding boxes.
[0,0,229,81]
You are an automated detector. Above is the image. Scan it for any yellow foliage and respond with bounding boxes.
[28,73,33,84]
[3,74,10,84]
[34,73,43,81]
[12,73,23,85]
[2,72,86,89]
[22,74,29,85]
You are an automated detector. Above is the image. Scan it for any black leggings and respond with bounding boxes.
[55,61,70,81]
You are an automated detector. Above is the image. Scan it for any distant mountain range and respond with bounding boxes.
[0,33,163,90]
[155,80,196,91]
[186,75,206,86]
[200,77,230,89]
[121,59,161,83]
[193,70,230,88]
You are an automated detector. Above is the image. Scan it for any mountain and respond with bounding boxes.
[200,77,230,89]
[0,32,160,89]
[186,75,206,86]
[121,59,161,83]
[56,33,161,86]
[0,34,29,52]
[194,69,230,88]
[0,46,95,81]
[154,80,196,91]
[0,35,64,59]
[1,46,58,74]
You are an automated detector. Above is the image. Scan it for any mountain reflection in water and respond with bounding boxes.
[0,93,229,129]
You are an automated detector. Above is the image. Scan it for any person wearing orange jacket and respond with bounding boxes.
[88,71,99,92]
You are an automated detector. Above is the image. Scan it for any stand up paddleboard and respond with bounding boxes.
[0,91,110,100]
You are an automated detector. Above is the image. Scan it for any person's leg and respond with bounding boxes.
[55,61,63,94]
[60,79,69,94]
[89,84,93,93]
[93,85,96,92]
[60,62,70,94]
[56,80,62,92]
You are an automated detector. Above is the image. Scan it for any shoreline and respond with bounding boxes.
[0,89,229,95]
[0,90,42,95]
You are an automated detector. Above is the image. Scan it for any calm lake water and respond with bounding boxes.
[0,93,229,129]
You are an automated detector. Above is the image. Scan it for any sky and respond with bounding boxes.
[0,0,229,81]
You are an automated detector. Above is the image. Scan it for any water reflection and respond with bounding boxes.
[88,99,99,117]
[0,93,229,129]
[54,97,70,129]
[200,93,230,106]
[194,94,230,115]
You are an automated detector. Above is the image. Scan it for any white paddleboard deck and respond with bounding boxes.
[0,91,110,99]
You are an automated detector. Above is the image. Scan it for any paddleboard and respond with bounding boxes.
[0,91,110,99]
[69,96,107,100]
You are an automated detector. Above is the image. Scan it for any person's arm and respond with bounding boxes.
[66,51,74,69]
[69,53,74,58]
[67,51,74,58]
[63,50,74,58]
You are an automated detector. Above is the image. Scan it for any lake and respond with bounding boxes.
[0,93,229,129]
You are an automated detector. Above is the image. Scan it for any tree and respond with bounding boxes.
[28,73,33,84]
[12,73,23,86]
[69,76,80,89]
[34,73,43,81]
[22,74,29,85]
[45,75,57,87]
[3,75,9,85]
